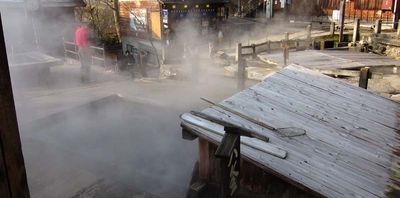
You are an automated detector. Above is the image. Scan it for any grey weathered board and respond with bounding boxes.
[181,64,400,198]
[258,50,400,69]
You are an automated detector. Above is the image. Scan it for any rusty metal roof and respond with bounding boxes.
[181,64,400,198]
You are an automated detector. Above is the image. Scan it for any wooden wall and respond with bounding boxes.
[290,0,395,22]
[199,139,318,197]
[119,0,161,40]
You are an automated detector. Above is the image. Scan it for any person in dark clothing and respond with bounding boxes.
[75,24,91,82]
[139,50,148,78]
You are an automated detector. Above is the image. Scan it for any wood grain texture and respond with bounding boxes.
[258,50,400,69]
[181,64,400,198]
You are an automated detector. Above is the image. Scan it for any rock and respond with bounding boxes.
[390,94,400,102]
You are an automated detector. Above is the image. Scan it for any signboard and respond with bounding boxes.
[162,9,168,24]
[129,8,147,32]
[226,144,240,197]
[382,0,393,10]
[216,132,240,198]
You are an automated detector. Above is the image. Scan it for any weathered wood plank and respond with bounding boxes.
[181,113,287,159]
[198,137,210,180]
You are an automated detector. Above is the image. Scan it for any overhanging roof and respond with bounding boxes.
[181,64,400,198]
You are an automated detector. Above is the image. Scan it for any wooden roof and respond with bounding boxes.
[258,50,400,69]
[181,64,400,198]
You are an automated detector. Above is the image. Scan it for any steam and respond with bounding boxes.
[1,5,242,198]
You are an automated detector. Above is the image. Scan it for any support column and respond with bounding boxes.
[306,24,312,47]
[339,0,346,42]
[375,19,382,34]
[359,67,370,89]
[237,58,246,90]
[235,43,242,62]
[353,18,360,43]
[0,14,30,198]
[330,22,336,36]
[198,138,210,180]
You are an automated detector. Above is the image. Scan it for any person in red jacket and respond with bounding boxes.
[75,24,91,82]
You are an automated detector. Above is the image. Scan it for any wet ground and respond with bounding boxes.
[12,62,251,198]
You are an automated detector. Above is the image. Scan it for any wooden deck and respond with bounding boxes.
[181,64,400,198]
[258,50,400,69]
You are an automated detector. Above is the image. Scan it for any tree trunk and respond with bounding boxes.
[113,0,121,43]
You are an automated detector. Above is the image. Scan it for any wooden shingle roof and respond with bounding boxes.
[181,64,400,198]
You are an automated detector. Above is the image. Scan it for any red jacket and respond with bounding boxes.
[75,26,89,47]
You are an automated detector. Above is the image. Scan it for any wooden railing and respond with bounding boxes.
[236,26,313,61]
[63,39,106,67]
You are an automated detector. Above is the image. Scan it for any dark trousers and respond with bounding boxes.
[78,46,91,82]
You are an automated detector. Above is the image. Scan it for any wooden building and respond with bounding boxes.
[181,64,400,197]
[119,0,229,64]
[289,0,400,25]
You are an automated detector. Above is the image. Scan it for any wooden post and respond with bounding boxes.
[283,47,289,66]
[102,44,106,68]
[330,22,335,36]
[251,44,256,59]
[235,43,242,62]
[320,41,325,50]
[353,18,360,43]
[0,14,30,198]
[283,32,289,66]
[339,0,346,42]
[359,67,370,89]
[198,138,210,180]
[397,19,400,39]
[375,19,382,34]
[208,42,213,58]
[295,39,299,50]
[306,24,312,47]
[267,40,271,53]
[237,58,246,90]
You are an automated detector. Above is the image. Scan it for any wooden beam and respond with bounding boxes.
[359,67,370,89]
[0,14,30,198]
[316,69,360,77]
[314,68,383,79]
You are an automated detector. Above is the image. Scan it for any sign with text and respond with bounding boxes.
[129,8,147,32]
[216,132,240,198]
